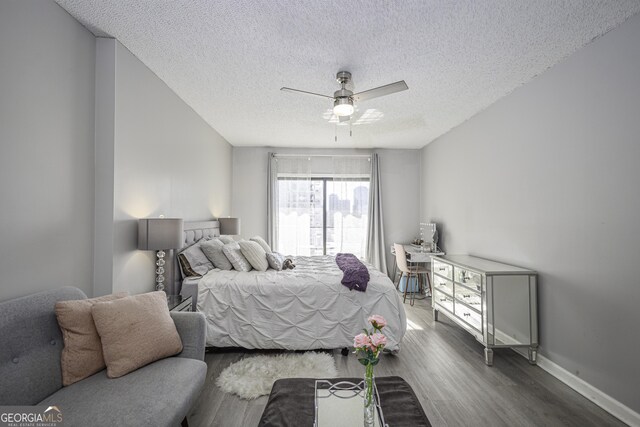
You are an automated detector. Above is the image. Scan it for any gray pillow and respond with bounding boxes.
[222,242,253,272]
[218,235,235,244]
[200,239,233,270]
[239,240,269,272]
[177,239,213,277]
[266,251,285,271]
[250,236,272,254]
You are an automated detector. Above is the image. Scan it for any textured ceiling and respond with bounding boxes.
[55,0,640,148]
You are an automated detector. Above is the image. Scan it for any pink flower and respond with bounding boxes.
[370,332,387,349]
[368,315,387,330]
[353,333,371,349]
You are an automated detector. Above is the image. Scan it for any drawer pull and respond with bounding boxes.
[463,294,470,298]
[440,298,446,302]
[438,267,446,271]
[463,313,471,317]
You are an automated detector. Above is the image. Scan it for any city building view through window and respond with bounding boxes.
[277,178,369,257]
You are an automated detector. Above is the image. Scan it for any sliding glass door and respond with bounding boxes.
[277,178,369,257]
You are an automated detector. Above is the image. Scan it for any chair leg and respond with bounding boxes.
[402,272,408,303]
[396,272,403,290]
[426,270,432,296]
[182,417,189,427]
[409,272,415,306]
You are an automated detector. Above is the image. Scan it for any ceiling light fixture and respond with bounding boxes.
[333,97,354,116]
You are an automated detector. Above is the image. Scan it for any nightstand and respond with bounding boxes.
[167,295,192,312]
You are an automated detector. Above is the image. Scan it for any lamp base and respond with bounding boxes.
[155,250,166,292]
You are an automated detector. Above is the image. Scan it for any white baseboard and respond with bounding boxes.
[511,348,639,426]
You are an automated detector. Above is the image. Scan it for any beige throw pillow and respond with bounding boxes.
[91,291,183,378]
[249,236,272,254]
[55,292,129,386]
[239,240,269,271]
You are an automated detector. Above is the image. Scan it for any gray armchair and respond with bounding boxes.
[0,287,207,427]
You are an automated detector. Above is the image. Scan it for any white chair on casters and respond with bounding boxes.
[394,243,431,306]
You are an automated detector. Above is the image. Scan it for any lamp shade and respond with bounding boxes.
[138,218,184,250]
[219,217,240,235]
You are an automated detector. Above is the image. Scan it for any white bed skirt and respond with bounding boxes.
[196,256,407,351]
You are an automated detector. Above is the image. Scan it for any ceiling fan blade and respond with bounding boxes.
[280,87,334,100]
[338,115,351,123]
[352,80,408,102]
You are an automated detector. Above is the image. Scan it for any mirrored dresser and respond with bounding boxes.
[431,255,538,365]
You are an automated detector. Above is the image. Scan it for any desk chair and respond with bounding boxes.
[394,243,430,306]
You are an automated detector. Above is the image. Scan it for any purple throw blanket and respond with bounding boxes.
[335,253,370,292]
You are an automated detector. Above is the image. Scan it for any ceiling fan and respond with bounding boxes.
[281,71,408,123]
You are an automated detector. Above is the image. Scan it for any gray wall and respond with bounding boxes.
[232,147,420,271]
[95,39,233,296]
[0,0,96,301]
[420,13,640,412]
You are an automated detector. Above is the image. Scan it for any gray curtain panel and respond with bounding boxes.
[365,153,387,274]
[267,152,278,249]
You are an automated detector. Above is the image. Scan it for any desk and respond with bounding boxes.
[390,245,444,274]
[390,245,444,297]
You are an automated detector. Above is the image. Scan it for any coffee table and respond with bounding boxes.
[259,376,431,427]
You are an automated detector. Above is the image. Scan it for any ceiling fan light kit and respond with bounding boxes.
[333,97,354,116]
[281,71,408,124]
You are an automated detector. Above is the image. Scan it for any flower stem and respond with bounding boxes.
[365,362,374,406]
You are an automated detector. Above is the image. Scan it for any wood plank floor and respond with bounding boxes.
[188,296,624,427]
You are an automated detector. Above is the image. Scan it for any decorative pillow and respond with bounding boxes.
[222,242,253,272]
[55,292,129,386]
[250,236,272,254]
[91,291,183,378]
[177,239,213,277]
[218,235,235,244]
[200,239,233,270]
[177,254,199,278]
[266,251,285,271]
[238,240,269,271]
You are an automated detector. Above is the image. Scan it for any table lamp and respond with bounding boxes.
[138,218,184,291]
[219,217,241,235]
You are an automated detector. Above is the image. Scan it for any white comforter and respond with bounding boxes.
[197,256,407,351]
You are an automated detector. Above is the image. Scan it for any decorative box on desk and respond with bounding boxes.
[431,255,538,366]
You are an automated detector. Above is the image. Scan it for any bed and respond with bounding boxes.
[177,221,407,352]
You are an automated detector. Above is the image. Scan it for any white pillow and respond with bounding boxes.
[250,236,272,254]
[200,239,233,270]
[239,241,269,271]
[177,239,213,277]
[222,242,253,272]
[266,251,285,271]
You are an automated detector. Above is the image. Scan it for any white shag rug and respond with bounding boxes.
[216,352,338,400]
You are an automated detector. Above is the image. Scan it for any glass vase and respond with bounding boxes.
[363,362,375,427]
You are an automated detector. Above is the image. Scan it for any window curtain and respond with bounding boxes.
[267,154,312,253]
[267,153,278,248]
[330,156,371,256]
[365,153,387,274]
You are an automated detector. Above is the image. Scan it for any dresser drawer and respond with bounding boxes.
[433,289,454,313]
[432,275,453,297]
[454,268,481,291]
[455,301,482,332]
[432,260,452,280]
[454,286,482,311]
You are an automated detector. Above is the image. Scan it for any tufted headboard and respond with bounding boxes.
[181,220,221,248]
[172,220,221,293]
